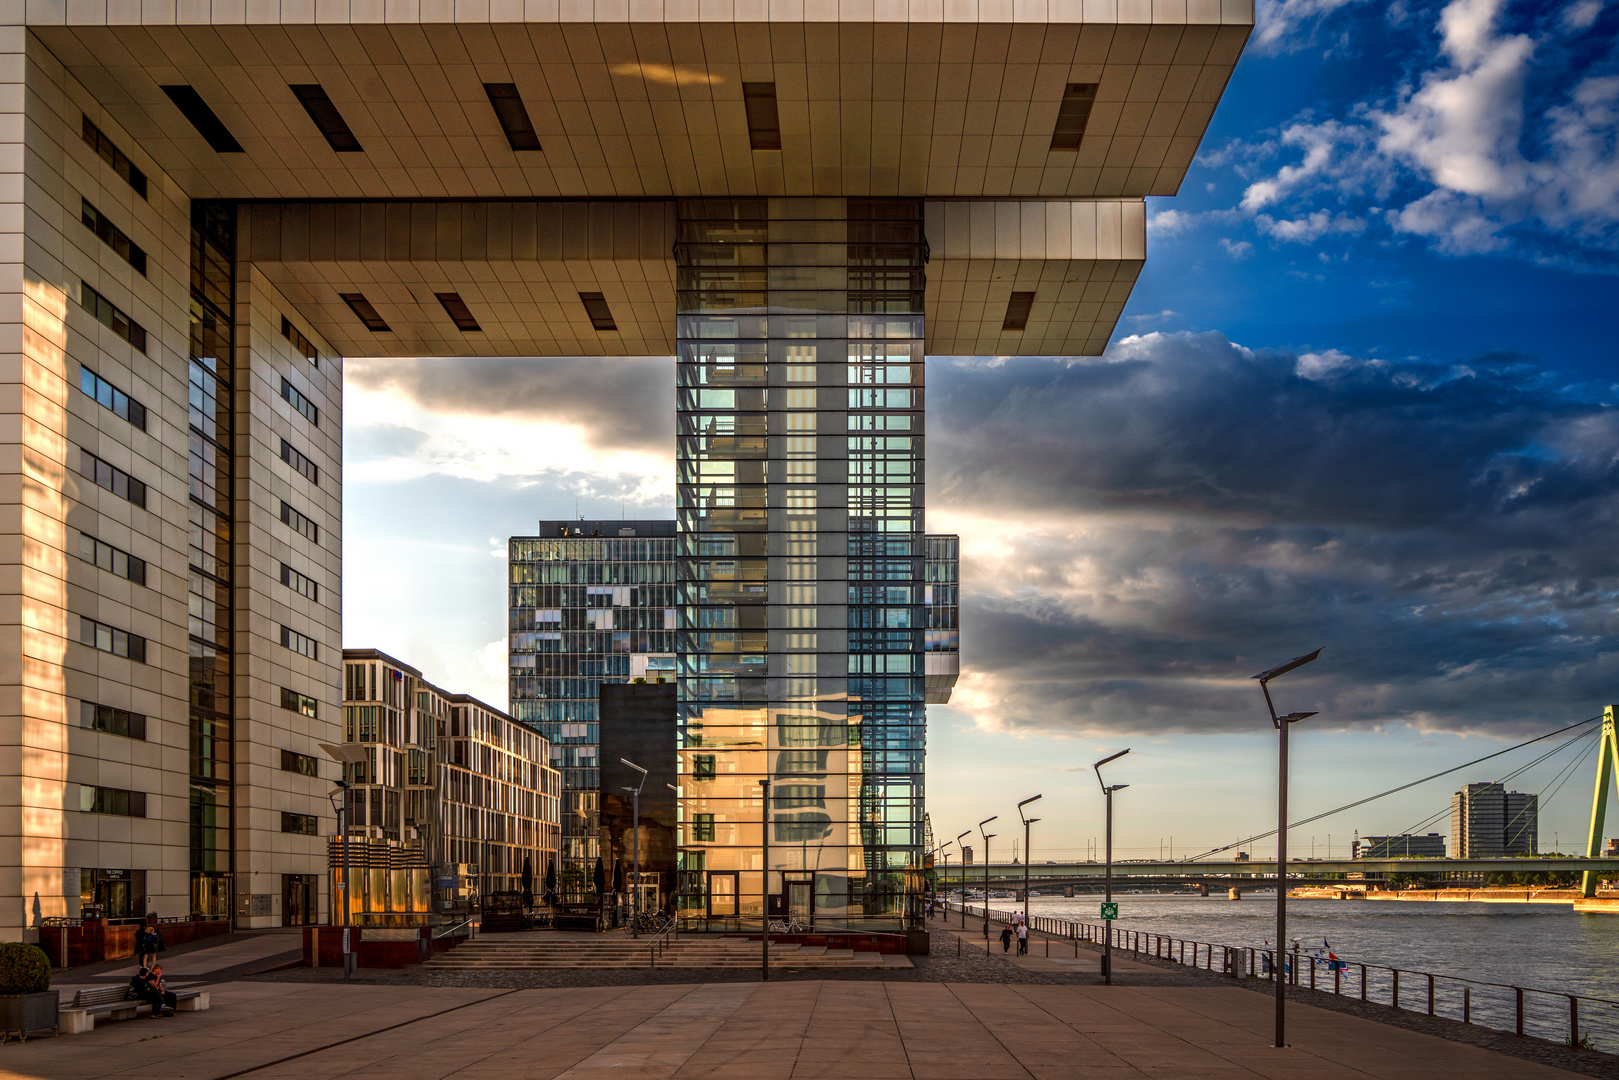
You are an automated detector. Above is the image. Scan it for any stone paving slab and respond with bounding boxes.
[0,978,1591,1080]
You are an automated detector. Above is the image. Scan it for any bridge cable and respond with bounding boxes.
[1183,713,1602,862]
[1394,726,1595,838]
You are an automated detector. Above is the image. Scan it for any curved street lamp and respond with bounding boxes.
[978,816,998,939]
[1093,749,1130,984]
[956,830,971,928]
[1253,647,1322,1049]
[1017,795,1042,936]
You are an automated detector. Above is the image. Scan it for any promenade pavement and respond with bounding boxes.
[2,977,1585,1079]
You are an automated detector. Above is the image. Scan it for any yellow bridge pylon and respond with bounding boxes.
[1582,705,1619,898]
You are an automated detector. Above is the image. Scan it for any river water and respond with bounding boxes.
[994,894,1619,1050]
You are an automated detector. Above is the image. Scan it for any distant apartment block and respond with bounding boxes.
[508,521,677,901]
[1353,834,1446,859]
[340,649,561,923]
[1451,783,1538,858]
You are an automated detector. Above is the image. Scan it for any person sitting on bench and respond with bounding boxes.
[128,966,164,1017]
[148,964,178,1017]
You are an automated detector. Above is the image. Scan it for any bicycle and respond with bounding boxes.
[624,912,668,936]
[768,917,807,934]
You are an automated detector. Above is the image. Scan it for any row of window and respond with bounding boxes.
[78,531,145,585]
[280,439,318,485]
[281,377,318,426]
[80,281,146,353]
[281,625,317,659]
[281,562,318,601]
[81,198,147,275]
[79,365,147,430]
[80,615,145,663]
[78,447,146,508]
[79,690,321,744]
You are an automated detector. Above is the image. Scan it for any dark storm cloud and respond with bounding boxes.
[928,334,1619,738]
[346,355,674,453]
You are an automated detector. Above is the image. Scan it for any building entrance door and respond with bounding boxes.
[283,874,316,926]
[784,873,813,927]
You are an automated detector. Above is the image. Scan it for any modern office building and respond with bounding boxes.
[1,3,1250,939]
[1451,783,1538,858]
[339,648,561,922]
[508,520,676,899]
[1352,833,1446,860]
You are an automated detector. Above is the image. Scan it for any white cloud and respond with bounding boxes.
[1226,0,1619,259]
[1148,208,1198,236]
[1253,0,1370,53]
[1219,237,1255,258]
[1563,0,1603,28]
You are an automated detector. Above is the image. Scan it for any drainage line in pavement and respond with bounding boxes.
[207,988,523,1080]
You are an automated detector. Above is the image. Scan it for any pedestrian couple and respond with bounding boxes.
[127,964,177,1017]
[999,913,1030,955]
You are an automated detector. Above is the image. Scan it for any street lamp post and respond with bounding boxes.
[319,741,368,982]
[1252,648,1323,1049]
[759,777,771,981]
[937,841,954,917]
[1093,749,1130,985]
[978,817,997,938]
[666,783,678,921]
[1017,796,1042,935]
[620,757,648,937]
[956,830,970,928]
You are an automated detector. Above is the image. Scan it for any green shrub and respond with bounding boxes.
[0,942,51,994]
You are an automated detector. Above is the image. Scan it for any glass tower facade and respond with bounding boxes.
[508,521,676,899]
[674,198,927,929]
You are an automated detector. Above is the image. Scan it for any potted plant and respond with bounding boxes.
[0,941,57,1042]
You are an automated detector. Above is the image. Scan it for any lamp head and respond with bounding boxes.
[1252,648,1322,684]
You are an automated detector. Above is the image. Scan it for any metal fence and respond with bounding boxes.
[949,901,1619,1053]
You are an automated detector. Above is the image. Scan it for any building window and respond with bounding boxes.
[339,292,390,332]
[483,83,542,151]
[280,501,319,544]
[81,116,147,198]
[693,754,716,780]
[1049,83,1098,151]
[79,281,147,353]
[281,749,319,777]
[281,687,318,718]
[280,440,319,485]
[78,532,146,585]
[281,811,321,835]
[77,448,147,508]
[693,813,715,842]
[80,784,146,817]
[281,378,318,426]
[81,701,146,740]
[344,663,367,701]
[80,616,146,663]
[742,82,782,150]
[81,199,147,275]
[281,625,317,659]
[78,365,147,430]
[280,562,319,601]
[281,316,319,363]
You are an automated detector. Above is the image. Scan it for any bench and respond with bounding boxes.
[58,985,210,1034]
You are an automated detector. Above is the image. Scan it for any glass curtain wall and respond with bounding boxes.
[508,533,676,900]
[674,198,926,930]
[188,203,235,917]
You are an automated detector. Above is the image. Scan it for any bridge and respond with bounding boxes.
[934,857,1619,890]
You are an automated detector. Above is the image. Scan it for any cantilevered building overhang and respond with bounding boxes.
[0,4,1249,938]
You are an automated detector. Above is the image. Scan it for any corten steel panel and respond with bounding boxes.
[31,11,1250,202]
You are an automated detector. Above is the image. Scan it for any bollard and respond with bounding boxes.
[1045,938,1049,958]
[1463,987,1470,1024]
[1516,988,1524,1036]
[1570,995,1579,1047]
[1334,964,1340,996]
[1427,974,1434,1016]
[1393,969,1400,1010]
[1360,964,1367,1002]
[957,937,961,958]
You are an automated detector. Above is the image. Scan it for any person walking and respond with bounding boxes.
[1016,918,1029,955]
[136,914,163,970]
[999,922,1013,953]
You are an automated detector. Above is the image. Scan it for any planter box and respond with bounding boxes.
[0,991,60,1041]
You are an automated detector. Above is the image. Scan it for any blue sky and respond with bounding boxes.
[344,0,1619,862]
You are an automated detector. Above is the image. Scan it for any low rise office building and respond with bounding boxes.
[1352,834,1446,859]
[340,649,561,924]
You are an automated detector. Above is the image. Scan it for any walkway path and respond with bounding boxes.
[2,978,1585,1079]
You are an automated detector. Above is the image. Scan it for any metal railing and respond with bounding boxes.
[433,915,477,941]
[948,901,1619,1053]
[648,915,678,967]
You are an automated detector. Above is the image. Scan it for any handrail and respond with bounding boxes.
[433,915,476,940]
[944,900,1619,1052]
[648,915,677,967]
